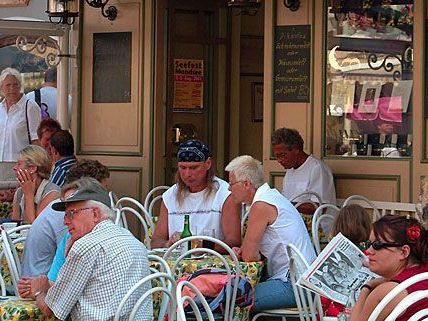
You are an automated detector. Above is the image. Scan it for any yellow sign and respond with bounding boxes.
[173,59,204,109]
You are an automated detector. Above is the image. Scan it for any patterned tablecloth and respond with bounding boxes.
[2,242,24,288]
[0,253,264,321]
[0,298,58,321]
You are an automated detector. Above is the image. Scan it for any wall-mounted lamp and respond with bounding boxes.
[283,0,300,11]
[227,0,261,16]
[46,0,79,25]
[85,0,118,21]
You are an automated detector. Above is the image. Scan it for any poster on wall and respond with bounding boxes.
[273,25,311,103]
[173,59,204,110]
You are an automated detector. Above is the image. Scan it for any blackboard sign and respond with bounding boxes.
[274,25,311,102]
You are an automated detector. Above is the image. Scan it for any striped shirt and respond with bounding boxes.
[50,156,77,187]
[45,220,152,321]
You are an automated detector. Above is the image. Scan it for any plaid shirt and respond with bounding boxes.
[45,220,152,321]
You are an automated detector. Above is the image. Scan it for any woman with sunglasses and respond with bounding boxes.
[350,215,428,321]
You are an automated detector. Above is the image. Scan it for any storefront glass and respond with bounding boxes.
[324,1,413,158]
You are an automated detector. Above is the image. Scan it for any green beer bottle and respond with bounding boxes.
[180,215,192,254]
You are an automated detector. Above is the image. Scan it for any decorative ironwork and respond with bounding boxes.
[283,0,300,11]
[15,36,72,69]
[85,0,117,21]
[367,47,413,81]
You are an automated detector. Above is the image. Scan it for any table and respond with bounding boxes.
[0,254,264,321]
[151,255,265,321]
[1,242,24,288]
[0,297,58,321]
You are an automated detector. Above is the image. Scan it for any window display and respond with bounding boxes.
[325,1,413,157]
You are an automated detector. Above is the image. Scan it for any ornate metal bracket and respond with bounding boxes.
[15,36,74,69]
[367,46,413,81]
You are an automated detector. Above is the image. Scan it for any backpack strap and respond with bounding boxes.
[34,89,41,107]
[25,100,31,144]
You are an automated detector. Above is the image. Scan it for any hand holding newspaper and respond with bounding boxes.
[297,233,379,305]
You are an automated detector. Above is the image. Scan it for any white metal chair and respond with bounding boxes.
[291,191,323,206]
[241,203,250,237]
[117,207,152,249]
[385,289,428,321]
[109,191,119,209]
[252,244,323,321]
[164,235,240,321]
[368,272,428,321]
[408,307,428,321]
[8,224,31,245]
[115,197,154,230]
[148,254,174,321]
[340,195,382,222]
[113,272,176,321]
[287,244,324,321]
[143,186,170,211]
[0,227,21,296]
[176,280,216,321]
[311,204,339,254]
[0,274,6,296]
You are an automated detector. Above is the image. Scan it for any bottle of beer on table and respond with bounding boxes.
[180,215,192,255]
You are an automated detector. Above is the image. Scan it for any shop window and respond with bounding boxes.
[324,1,413,158]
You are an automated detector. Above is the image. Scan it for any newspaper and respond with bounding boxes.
[297,233,379,305]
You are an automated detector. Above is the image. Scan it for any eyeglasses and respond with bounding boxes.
[229,181,243,187]
[365,240,404,251]
[64,207,95,219]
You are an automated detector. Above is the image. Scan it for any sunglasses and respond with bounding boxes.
[365,240,404,251]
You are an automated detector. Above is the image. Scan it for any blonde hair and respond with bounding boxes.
[331,204,372,244]
[0,68,23,94]
[18,145,52,179]
[225,155,264,189]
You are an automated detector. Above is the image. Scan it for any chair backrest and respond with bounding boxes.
[408,308,428,321]
[341,195,382,221]
[384,289,428,321]
[176,280,216,321]
[311,204,339,254]
[291,191,323,205]
[114,272,176,321]
[368,272,428,321]
[0,227,21,295]
[0,274,6,296]
[118,207,152,249]
[148,195,164,222]
[109,191,119,209]
[144,186,170,211]
[163,235,240,321]
[240,204,250,238]
[8,224,31,245]
[115,197,155,246]
[287,244,324,321]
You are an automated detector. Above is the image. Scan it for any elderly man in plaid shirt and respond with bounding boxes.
[28,177,152,321]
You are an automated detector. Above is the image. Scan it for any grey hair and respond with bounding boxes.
[0,68,23,94]
[225,155,264,189]
[86,200,115,220]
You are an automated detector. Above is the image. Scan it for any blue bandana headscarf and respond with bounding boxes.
[177,139,210,162]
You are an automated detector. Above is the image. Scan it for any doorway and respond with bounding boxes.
[164,0,229,184]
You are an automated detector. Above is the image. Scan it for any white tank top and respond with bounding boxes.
[163,176,231,240]
[253,183,316,281]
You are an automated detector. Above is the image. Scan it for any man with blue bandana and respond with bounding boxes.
[151,139,241,250]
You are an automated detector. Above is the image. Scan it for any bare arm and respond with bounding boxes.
[151,201,170,248]
[220,195,241,249]
[240,201,277,262]
[36,191,60,216]
[350,281,407,321]
[11,190,20,221]
[31,275,53,317]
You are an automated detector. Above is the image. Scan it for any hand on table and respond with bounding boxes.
[18,276,34,298]
[232,247,242,260]
[30,275,50,298]
[167,232,181,247]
